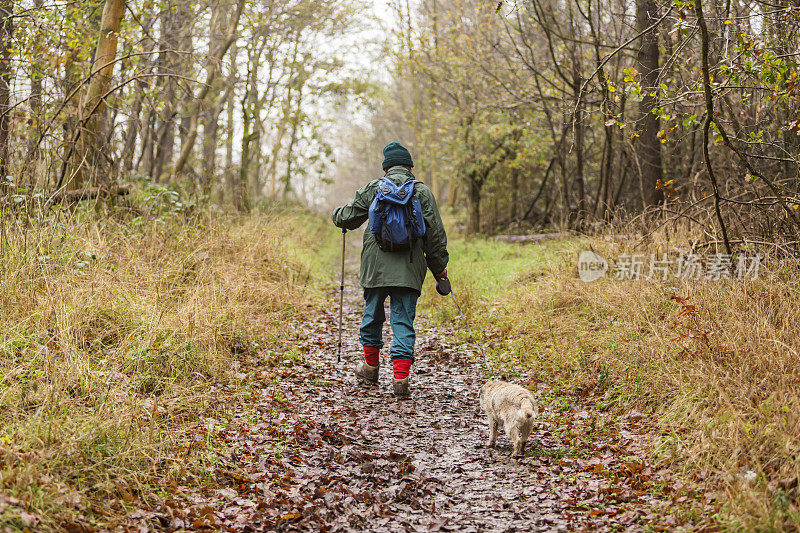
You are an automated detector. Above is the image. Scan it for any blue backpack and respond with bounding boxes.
[368,177,426,254]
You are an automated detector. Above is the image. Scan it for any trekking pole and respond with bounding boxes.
[337,228,346,364]
[435,276,490,369]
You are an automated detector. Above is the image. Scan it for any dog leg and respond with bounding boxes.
[510,427,524,457]
[512,439,523,457]
[517,419,534,457]
[516,439,526,457]
[487,417,499,448]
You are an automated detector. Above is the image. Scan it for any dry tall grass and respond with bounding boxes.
[504,237,800,529]
[0,206,324,529]
[423,229,800,529]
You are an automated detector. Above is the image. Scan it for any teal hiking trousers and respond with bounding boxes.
[358,287,419,361]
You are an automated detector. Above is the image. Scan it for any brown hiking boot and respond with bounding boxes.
[393,377,411,399]
[354,362,379,385]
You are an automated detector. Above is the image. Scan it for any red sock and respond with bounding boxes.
[363,346,379,366]
[392,359,412,380]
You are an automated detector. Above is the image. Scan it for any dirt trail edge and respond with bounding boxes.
[124,266,715,532]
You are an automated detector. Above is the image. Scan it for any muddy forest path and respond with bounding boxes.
[144,247,713,532]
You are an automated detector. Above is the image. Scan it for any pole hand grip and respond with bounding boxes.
[435,275,451,296]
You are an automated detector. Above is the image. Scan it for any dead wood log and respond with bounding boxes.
[49,184,131,203]
[493,232,572,244]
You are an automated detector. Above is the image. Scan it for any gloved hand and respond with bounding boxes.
[434,269,451,296]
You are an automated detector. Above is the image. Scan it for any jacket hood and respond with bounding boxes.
[383,166,415,184]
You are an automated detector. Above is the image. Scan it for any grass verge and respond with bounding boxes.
[420,230,800,530]
[0,204,333,530]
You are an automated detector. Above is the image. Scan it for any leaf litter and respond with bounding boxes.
[116,277,719,532]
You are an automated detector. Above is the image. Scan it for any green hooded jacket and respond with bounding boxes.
[331,166,449,293]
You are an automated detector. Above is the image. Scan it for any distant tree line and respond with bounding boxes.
[0,0,368,212]
[357,0,800,246]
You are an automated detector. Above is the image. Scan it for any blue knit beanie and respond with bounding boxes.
[382,142,414,171]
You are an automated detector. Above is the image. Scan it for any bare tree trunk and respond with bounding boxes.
[225,42,237,201]
[172,0,245,176]
[0,0,13,181]
[237,88,252,212]
[237,44,257,211]
[605,93,626,213]
[177,7,195,159]
[559,116,570,215]
[267,118,287,198]
[151,3,181,181]
[26,0,42,164]
[267,36,300,199]
[510,166,519,220]
[65,0,125,190]
[137,111,155,173]
[695,0,731,254]
[573,71,585,219]
[636,0,664,206]
[468,174,481,234]
[121,84,144,174]
[202,98,224,196]
[201,3,230,197]
[282,88,303,200]
[447,178,459,206]
[120,13,153,176]
[244,46,263,199]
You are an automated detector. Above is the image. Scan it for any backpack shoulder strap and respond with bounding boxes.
[377,177,400,194]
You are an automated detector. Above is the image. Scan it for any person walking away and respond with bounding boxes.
[331,142,449,398]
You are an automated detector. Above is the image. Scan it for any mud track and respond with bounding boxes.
[128,255,712,532]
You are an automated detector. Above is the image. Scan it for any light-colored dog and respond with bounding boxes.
[479,380,537,457]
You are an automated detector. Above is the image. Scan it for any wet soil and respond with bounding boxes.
[121,265,715,532]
